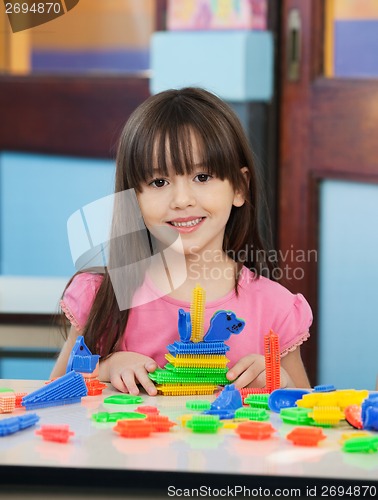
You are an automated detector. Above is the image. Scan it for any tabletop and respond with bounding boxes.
[0,379,377,497]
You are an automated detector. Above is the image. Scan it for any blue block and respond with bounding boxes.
[150,31,273,102]
[0,414,40,437]
[66,336,100,374]
[22,371,87,410]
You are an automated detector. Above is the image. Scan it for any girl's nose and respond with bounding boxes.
[169,177,196,209]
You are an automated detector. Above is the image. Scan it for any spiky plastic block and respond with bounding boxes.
[313,384,336,392]
[234,407,269,421]
[92,412,146,423]
[36,425,74,443]
[342,436,378,453]
[85,379,107,396]
[264,330,280,393]
[0,413,39,436]
[297,390,369,410]
[287,427,326,446]
[156,384,218,396]
[136,406,159,415]
[361,394,378,430]
[280,407,314,426]
[149,368,229,385]
[113,419,153,438]
[239,388,270,399]
[66,335,100,374]
[340,431,371,444]
[165,353,229,368]
[244,394,270,409]
[0,393,16,413]
[22,371,87,410]
[308,406,345,427]
[15,393,28,408]
[235,421,276,440]
[190,285,206,343]
[146,414,177,432]
[186,400,212,411]
[164,363,228,375]
[167,341,230,355]
[186,415,223,433]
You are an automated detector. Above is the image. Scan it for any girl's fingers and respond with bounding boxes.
[120,370,140,395]
[145,361,158,372]
[135,367,158,396]
[227,356,264,381]
[232,365,266,389]
[110,374,129,394]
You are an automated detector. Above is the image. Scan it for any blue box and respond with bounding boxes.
[150,31,273,102]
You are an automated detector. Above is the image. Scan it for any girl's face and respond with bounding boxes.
[136,133,246,259]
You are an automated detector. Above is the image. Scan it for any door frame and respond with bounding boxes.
[279,0,378,383]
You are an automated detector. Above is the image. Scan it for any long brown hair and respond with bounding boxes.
[65,88,276,357]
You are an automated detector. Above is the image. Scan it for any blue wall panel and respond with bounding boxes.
[0,355,56,380]
[0,152,115,277]
[319,180,378,390]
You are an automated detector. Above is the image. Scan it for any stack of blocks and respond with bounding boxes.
[149,285,246,395]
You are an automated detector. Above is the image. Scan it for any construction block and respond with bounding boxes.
[0,414,39,436]
[22,371,87,410]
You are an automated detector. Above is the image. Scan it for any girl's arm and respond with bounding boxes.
[50,325,158,395]
[280,344,310,388]
[50,325,81,379]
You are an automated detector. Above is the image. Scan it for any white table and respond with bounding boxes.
[0,380,377,498]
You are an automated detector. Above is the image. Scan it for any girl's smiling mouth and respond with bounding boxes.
[167,216,206,232]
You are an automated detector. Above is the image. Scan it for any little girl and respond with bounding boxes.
[51,87,312,395]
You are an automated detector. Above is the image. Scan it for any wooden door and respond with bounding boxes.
[278,0,378,384]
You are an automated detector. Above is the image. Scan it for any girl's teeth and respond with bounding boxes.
[171,217,203,227]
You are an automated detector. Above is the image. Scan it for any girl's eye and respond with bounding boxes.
[194,173,212,183]
[149,178,168,188]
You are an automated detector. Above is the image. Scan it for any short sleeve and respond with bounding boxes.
[60,273,103,332]
[276,293,313,357]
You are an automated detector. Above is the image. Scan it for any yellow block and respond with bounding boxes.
[156,384,217,396]
[190,284,206,343]
[165,353,229,368]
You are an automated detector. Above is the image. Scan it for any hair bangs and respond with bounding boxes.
[121,92,245,192]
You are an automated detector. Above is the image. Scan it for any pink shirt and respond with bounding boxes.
[61,266,312,368]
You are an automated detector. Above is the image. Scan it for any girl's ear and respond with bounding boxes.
[233,167,250,207]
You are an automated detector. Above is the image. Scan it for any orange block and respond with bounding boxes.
[287,427,326,447]
[114,419,154,438]
[235,421,276,440]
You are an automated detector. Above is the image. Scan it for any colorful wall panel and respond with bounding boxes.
[326,0,378,77]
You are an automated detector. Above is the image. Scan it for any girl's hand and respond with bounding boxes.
[101,351,159,396]
[226,354,294,389]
